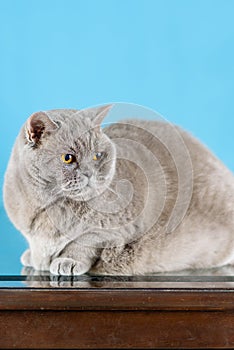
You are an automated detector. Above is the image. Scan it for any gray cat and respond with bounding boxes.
[3,105,234,275]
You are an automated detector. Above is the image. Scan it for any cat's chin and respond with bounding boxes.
[62,185,102,202]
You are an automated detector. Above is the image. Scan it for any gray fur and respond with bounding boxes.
[3,106,234,275]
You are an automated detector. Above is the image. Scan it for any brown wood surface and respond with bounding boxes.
[1,310,234,349]
[0,288,234,311]
[0,287,234,349]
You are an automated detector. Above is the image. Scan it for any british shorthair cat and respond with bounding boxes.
[3,105,234,275]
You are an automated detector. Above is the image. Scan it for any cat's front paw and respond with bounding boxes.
[50,258,91,276]
[20,249,32,267]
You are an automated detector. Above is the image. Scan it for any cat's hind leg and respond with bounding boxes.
[20,249,32,267]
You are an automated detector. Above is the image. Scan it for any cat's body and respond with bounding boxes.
[3,106,234,275]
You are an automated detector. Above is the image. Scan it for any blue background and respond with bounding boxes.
[0,0,233,274]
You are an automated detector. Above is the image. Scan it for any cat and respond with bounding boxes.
[3,105,234,275]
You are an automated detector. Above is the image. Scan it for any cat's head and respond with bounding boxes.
[22,105,116,202]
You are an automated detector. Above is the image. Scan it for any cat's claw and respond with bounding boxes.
[50,258,90,275]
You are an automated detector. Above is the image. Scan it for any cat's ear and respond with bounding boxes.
[88,104,113,131]
[25,111,59,144]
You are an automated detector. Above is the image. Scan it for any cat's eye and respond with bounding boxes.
[93,152,103,161]
[61,154,76,164]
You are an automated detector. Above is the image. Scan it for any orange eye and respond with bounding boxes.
[61,154,75,164]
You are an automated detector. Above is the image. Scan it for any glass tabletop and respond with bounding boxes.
[2,271,234,288]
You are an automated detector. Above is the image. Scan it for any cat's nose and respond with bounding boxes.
[82,169,92,178]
